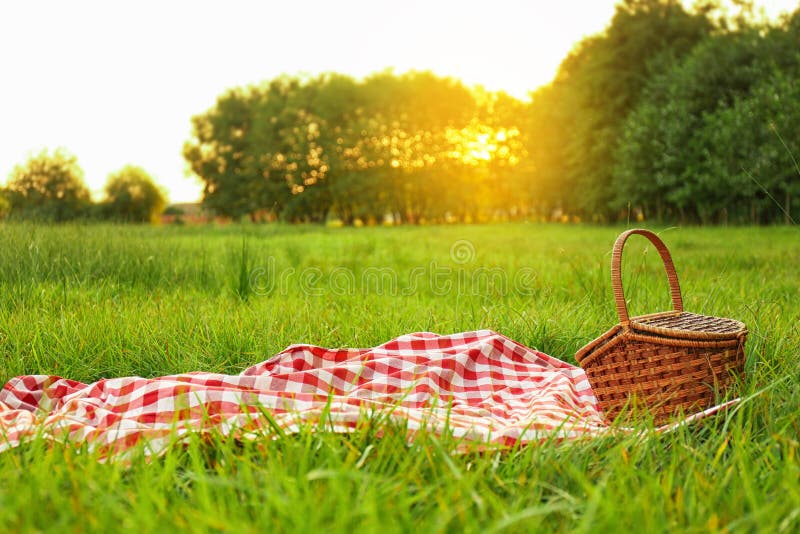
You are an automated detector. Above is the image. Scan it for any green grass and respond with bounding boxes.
[0,222,798,532]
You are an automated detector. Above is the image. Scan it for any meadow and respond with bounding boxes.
[0,222,798,532]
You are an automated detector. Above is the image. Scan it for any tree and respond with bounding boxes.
[526,0,711,220]
[103,166,168,223]
[184,71,495,224]
[615,10,800,223]
[695,70,800,224]
[5,148,91,221]
[183,87,264,220]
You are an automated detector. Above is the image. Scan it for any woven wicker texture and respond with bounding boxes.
[634,311,746,340]
[576,229,747,425]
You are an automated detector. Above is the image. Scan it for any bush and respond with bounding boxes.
[5,149,91,222]
[103,166,168,223]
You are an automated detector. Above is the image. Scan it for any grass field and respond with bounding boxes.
[0,222,798,532]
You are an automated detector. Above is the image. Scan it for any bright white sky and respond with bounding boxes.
[0,0,797,203]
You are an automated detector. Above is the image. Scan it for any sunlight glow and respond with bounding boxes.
[445,124,523,167]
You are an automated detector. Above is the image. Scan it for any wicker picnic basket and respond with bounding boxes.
[575,229,747,425]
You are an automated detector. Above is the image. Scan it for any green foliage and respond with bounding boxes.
[616,11,800,223]
[0,223,798,530]
[518,0,800,224]
[523,0,712,221]
[4,148,91,222]
[102,165,168,223]
[184,72,527,224]
[700,72,800,224]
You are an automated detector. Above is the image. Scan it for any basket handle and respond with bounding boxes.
[612,229,683,324]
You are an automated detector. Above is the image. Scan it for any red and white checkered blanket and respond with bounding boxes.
[0,330,732,458]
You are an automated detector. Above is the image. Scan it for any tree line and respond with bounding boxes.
[3,1,798,225]
[534,0,800,224]
[184,0,800,225]
[0,149,167,223]
[183,71,528,224]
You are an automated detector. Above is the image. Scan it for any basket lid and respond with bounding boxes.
[630,311,747,341]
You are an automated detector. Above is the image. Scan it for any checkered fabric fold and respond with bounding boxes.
[0,330,732,459]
